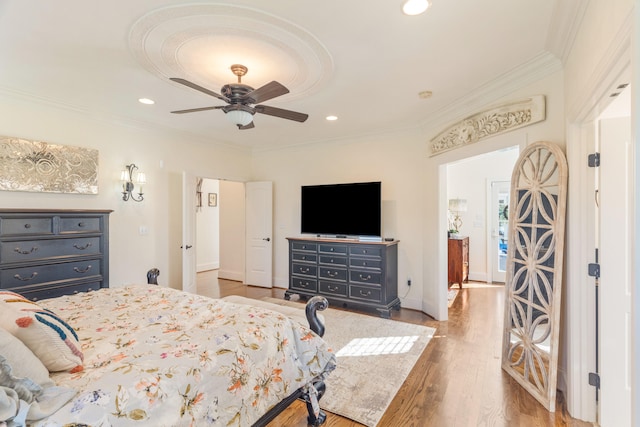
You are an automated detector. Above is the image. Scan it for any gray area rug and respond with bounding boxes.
[262,297,436,427]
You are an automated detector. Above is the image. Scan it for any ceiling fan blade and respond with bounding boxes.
[170,106,224,114]
[170,78,229,102]
[238,121,255,130]
[255,104,308,122]
[242,81,289,104]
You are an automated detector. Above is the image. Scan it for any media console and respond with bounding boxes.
[285,237,400,318]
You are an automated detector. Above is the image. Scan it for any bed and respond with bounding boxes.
[0,284,336,426]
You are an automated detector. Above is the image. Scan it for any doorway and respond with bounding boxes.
[490,180,510,283]
[446,146,519,285]
[195,178,246,282]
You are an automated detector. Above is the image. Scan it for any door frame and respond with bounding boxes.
[183,177,273,290]
[563,47,633,422]
[486,180,510,283]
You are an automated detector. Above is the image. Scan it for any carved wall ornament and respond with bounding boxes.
[501,141,567,412]
[0,136,98,194]
[429,95,546,156]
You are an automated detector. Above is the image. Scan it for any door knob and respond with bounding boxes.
[181,245,193,249]
[263,237,271,242]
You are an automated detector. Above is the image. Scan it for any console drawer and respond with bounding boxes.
[319,244,347,255]
[290,277,317,293]
[59,217,102,234]
[349,246,382,258]
[1,217,53,236]
[350,269,382,285]
[1,259,102,288]
[350,285,382,303]
[319,266,347,282]
[319,255,347,266]
[349,258,382,270]
[1,237,101,264]
[291,262,317,277]
[291,252,317,263]
[319,281,348,297]
[291,241,317,252]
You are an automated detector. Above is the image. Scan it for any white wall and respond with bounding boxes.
[196,178,220,272]
[422,70,566,320]
[447,147,520,282]
[0,95,252,288]
[251,127,425,310]
[562,0,635,421]
[218,180,245,282]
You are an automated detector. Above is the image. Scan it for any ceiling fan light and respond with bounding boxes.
[226,109,253,126]
[402,0,430,15]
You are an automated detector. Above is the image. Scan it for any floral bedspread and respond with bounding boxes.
[34,285,336,426]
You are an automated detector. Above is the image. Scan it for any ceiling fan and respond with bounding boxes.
[170,64,308,130]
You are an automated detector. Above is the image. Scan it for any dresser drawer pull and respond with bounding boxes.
[73,265,92,274]
[298,267,310,273]
[301,255,307,260]
[73,242,93,250]
[330,248,334,252]
[327,270,338,277]
[14,272,38,281]
[14,246,38,255]
[359,289,372,297]
[299,281,310,288]
[328,285,339,292]
[24,223,31,229]
[78,222,86,227]
[359,274,372,281]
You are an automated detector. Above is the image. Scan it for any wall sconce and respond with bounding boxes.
[448,198,467,232]
[121,163,146,202]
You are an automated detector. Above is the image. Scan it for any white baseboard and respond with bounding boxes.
[469,271,487,282]
[197,262,219,273]
[273,276,288,289]
[218,269,243,282]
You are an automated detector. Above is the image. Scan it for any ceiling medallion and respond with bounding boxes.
[128,4,333,102]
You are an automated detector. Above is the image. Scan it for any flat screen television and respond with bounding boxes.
[301,181,381,237]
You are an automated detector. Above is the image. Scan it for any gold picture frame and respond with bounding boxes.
[208,193,217,207]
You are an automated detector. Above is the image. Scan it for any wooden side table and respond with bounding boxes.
[448,236,469,288]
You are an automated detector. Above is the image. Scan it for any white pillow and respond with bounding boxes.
[0,291,83,373]
[0,328,50,387]
[0,328,76,423]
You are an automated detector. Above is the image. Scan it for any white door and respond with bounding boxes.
[182,171,197,294]
[598,115,632,426]
[490,181,510,283]
[245,181,273,287]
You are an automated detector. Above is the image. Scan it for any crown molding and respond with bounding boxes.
[421,51,562,134]
[0,86,252,154]
[545,0,590,64]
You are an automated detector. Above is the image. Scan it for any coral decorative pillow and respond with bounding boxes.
[0,291,83,373]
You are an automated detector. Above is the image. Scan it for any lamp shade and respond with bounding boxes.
[226,110,253,126]
[448,198,467,212]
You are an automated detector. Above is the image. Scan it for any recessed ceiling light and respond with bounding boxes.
[138,98,155,105]
[326,115,338,121]
[402,0,430,16]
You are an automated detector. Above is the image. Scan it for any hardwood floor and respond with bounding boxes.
[197,271,593,427]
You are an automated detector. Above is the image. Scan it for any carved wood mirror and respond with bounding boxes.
[501,141,567,412]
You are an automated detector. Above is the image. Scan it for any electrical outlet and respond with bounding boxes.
[407,279,411,287]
